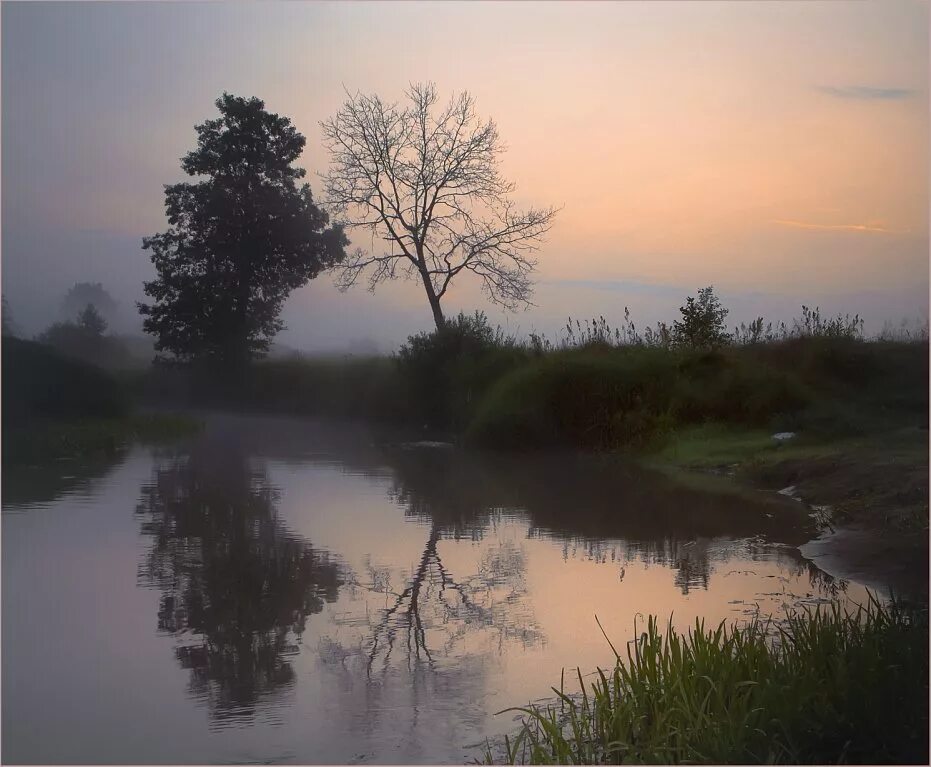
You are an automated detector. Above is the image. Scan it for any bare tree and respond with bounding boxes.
[321,82,558,329]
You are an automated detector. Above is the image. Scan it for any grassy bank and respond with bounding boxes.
[2,338,200,465]
[651,423,929,534]
[129,315,928,448]
[484,598,928,765]
[2,413,201,465]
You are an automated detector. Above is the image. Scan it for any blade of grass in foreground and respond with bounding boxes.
[483,595,928,765]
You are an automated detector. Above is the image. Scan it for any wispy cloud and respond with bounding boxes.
[816,85,915,100]
[772,219,893,234]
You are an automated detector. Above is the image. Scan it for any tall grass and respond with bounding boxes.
[124,299,926,449]
[484,595,928,765]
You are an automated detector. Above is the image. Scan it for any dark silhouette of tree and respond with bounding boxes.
[139,93,348,367]
[673,286,731,349]
[77,303,107,336]
[135,435,342,722]
[322,82,558,329]
[2,294,19,337]
[60,282,118,327]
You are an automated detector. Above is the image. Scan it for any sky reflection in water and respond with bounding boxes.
[2,414,869,764]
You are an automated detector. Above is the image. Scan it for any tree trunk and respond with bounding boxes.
[420,271,445,330]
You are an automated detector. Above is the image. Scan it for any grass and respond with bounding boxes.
[2,413,202,465]
[465,344,813,451]
[484,596,928,765]
[645,422,929,534]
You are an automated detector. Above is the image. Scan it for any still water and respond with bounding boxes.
[3,413,873,764]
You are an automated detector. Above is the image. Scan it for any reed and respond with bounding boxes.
[484,595,928,764]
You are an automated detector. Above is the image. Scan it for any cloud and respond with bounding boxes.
[816,85,915,100]
[772,219,893,234]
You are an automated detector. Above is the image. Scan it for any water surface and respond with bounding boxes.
[3,413,873,764]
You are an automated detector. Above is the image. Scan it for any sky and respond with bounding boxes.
[2,0,928,350]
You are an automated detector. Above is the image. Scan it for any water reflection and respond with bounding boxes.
[3,415,878,764]
[135,433,342,723]
[2,453,123,510]
[370,446,823,596]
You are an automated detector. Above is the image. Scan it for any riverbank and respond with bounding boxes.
[1,413,202,465]
[2,337,201,465]
[648,423,928,598]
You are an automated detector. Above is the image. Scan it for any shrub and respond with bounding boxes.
[673,286,731,349]
[467,345,811,450]
[468,348,682,450]
[670,349,811,425]
[397,311,528,430]
[2,337,129,424]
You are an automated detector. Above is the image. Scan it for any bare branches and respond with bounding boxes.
[321,82,558,327]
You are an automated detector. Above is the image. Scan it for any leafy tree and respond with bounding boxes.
[139,93,348,367]
[78,303,107,337]
[2,294,19,337]
[322,82,557,329]
[60,283,118,326]
[673,286,730,349]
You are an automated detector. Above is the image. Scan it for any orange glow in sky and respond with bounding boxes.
[2,0,928,344]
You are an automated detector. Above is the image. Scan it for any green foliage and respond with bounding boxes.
[486,596,928,765]
[467,346,810,450]
[2,337,129,424]
[673,286,731,349]
[397,311,528,430]
[2,413,201,465]
[467,348,680,450]
[139,93,348,367]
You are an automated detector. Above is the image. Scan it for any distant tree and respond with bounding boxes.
[673,286,731,349]
[78,303,107,337]
[38,304,128,369]
[2,294,19,337]
[60,283,118,326]
[322,82,558,330]
[139,93,348,367]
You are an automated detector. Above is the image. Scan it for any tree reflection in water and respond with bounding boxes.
[357,521,541,677]
[377,446,846,600]
[135,438,342,723]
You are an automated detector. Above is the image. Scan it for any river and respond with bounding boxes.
[2,413,876,764]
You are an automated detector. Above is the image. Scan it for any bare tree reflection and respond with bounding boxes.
[360,520,540,677]
[135,435,342,723]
